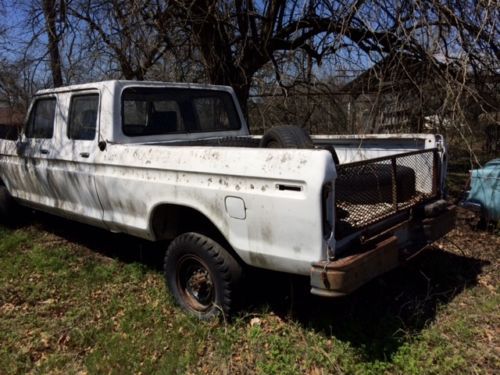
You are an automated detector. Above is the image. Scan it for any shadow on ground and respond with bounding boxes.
[19,210,168,270]
[245,247,488,361]
[11,210,489,362]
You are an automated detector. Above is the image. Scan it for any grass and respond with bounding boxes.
[0,212,498,374]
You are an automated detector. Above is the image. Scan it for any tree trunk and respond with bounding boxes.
[232,82,251,118]
[42,0,63,87]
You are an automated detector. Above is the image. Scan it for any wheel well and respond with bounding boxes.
[150,204,242,262]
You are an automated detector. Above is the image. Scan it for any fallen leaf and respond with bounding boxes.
[250,317,261,327]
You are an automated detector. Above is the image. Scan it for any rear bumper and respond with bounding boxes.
[310,204,456,297]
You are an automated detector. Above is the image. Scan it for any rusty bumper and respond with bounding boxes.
[310,204,456,297]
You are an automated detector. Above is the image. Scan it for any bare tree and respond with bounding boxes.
[0,0,497,151]
[69,0,177,80]
[167,0,368,111]
[158,0,497,118]
[41,0,65,87]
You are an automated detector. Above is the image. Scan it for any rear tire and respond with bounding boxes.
[259,125,314,149]
[164,232,242,320]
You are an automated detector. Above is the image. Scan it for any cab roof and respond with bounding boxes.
[35,80,233,96]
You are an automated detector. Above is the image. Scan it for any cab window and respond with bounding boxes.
[26,98,56,139]
[68,94,99,140]
[122,87,240,136]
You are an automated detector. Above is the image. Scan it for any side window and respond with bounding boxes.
[26,98,56,139]
[68,94,99,140]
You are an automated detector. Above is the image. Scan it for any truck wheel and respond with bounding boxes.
[164,232,242,320]
[259,125,314,149]
[0,186,15,223]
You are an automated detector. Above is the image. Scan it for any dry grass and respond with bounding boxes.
[0,208,498,374]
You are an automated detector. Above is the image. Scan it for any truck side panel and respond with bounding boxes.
[94,146,335,275]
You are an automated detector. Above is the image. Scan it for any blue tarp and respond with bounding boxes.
[467,158,500,221]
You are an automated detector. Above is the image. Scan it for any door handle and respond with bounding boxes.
[40,149,49,155]
[79,152,90,158]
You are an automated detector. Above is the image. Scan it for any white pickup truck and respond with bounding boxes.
[0,80,455,319]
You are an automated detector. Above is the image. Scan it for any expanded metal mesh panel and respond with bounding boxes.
[335,149,440,235]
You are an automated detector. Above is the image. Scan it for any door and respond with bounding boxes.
[10,97,58,206]
[54,92,105,226]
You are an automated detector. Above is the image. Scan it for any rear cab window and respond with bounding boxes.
[25,98,56,139]
[121,87,240,137]
[193,97,232,131]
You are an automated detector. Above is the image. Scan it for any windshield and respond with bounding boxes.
[121,87,241,137]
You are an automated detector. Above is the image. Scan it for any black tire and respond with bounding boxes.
[164,232,242,320]
[259,125,314,149]
[0,185,15,224]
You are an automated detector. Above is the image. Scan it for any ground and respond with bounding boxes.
[0,205,498,374]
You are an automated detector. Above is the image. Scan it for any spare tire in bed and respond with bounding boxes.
[259,126,314,149]
[336,164,416,204]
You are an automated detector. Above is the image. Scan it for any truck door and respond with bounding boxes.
[11,96,58,206]
[55,92,105,226]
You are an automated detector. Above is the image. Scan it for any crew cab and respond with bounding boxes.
[0,80,456,319]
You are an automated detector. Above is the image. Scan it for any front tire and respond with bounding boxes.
[164,232,242,320]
